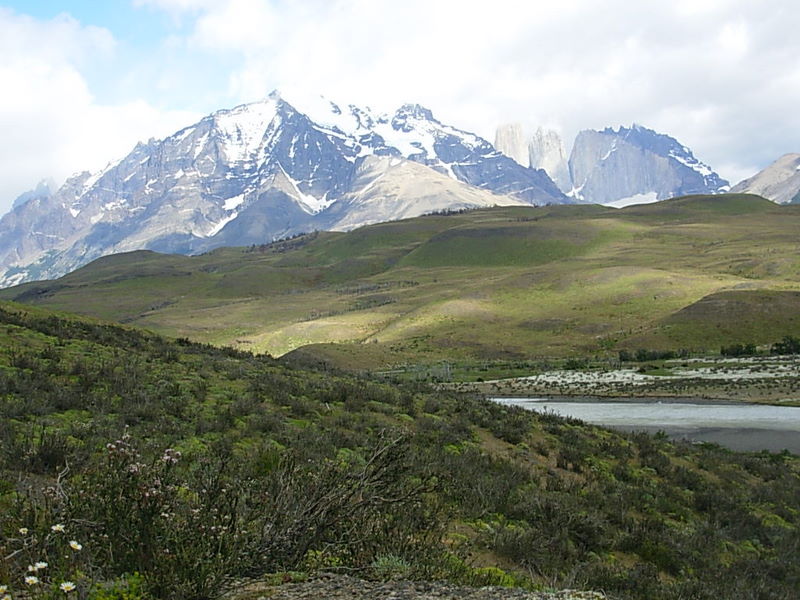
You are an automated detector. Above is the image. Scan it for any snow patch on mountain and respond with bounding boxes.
[669,149,714,177]
[207,212,240,237]
[603,191,659,208]
[223,193,246,211]
[212,99,279,164]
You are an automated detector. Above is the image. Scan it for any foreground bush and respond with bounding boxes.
[1,433,443,599]
[1,305,799,599]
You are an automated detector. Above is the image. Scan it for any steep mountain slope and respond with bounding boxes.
[0,92,563,287]
[568,124,729,205]
[528,127,571,192]
[4,195,798,366]
[730,152,800,204]
[495,125,571,192]
[494,122,529,167]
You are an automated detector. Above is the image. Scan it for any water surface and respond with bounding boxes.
[494,398,800,453]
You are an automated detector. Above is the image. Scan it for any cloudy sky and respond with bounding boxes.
[1,0,799,214]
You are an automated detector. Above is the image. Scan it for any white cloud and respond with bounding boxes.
[3,0,800,214]
[139,0,800,187]
[0,8,198,214]
[132,0,215,16]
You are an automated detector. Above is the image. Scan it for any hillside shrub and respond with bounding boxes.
[721,342,757,357]
[771,335,800,355]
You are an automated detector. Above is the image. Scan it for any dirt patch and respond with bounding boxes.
[224,573,605,600]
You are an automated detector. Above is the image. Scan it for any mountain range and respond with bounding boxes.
[494,123,730,206]
[0,91,570,287]
[2,90,777,288]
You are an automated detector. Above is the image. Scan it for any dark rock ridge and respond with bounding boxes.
[0,91,566,287]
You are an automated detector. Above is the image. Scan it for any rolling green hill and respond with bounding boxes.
[0,301,799,599]
[2,194,799,367]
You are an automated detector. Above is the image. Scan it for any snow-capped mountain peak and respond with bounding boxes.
[0,92,567,287]
[209,97,280,164]
[392,103,436,128]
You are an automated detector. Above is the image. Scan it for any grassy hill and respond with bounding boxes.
[3,194,799,367]
[0,301,799,599]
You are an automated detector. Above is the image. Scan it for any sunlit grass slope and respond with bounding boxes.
[2,194,799,366]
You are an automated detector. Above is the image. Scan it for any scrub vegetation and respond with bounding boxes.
[0,303,799,599]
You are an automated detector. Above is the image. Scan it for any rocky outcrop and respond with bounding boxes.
[495,125,571,193]
[730,153,800,204]
[495,123,530,167]
[494,122,727,204]
[11,179,55,210]
[568,124,728,205]
[528,128,571,192]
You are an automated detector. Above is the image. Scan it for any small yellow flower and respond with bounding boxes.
[18,527,29,535]
[51,524,65,533]
[68,540,82,551]
[25,575,40,585]
[60,581,77,593]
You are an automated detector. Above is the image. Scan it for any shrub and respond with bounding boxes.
[2,433,444,599]
[771,335,800,355]
[720,343,757,357]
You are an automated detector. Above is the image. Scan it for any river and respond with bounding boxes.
[494,398,800,453]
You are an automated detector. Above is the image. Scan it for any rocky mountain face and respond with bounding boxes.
[495,125,571,192]
[0,91,566,287]
[730,153,800,204]
[495,123,729,206]
[568,125,729,206]
[528,128,571,192]
[11,179,55,210]
[494,123,529,167]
